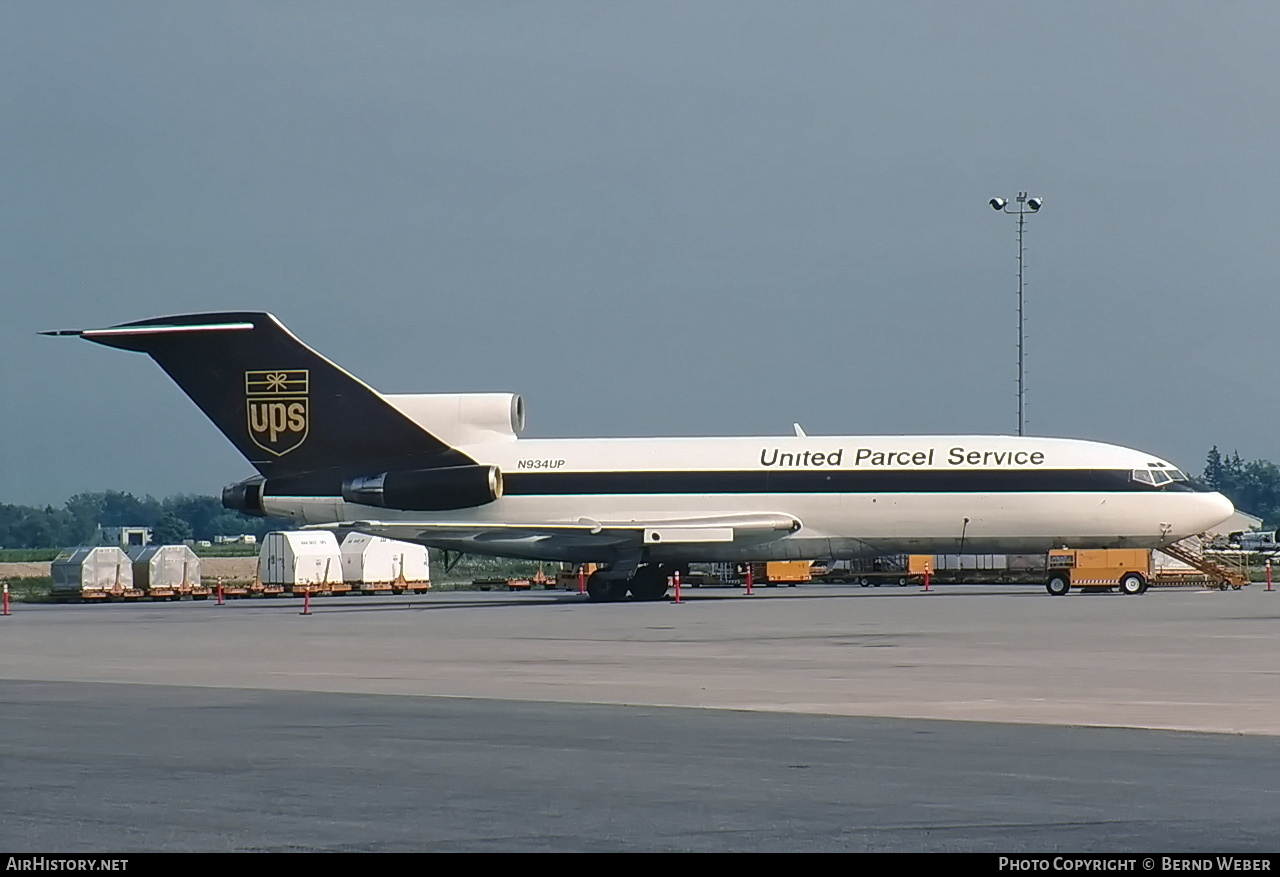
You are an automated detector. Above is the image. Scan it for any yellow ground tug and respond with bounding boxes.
[1045,549,1151,596]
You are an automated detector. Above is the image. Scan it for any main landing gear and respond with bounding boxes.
[586,562,680,602]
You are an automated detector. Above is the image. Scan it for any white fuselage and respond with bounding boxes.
[263,433,1234,563]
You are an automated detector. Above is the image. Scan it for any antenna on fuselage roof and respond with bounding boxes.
[793,423,807,437]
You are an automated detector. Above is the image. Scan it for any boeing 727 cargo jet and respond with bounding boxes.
[46,312,1234,601]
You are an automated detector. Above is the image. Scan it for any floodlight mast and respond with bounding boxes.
[989,192,1042,437]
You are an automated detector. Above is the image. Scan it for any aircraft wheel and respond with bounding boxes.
[1119,573,1145,596]
[586,571,628,602]
[628,565,669,602]
[1045,575,1070,596]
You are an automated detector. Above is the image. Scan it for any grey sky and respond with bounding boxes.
[2,0,1277,505]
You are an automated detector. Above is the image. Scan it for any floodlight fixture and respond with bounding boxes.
[988,191,1044,437]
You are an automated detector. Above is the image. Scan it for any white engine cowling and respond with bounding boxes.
[381,392,524,446]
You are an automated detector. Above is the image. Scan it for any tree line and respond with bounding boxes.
[2,448,1277,549]
[0,491,287,550]
[1202,447,1280,528]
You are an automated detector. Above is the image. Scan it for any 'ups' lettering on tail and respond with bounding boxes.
[245,369,309,456]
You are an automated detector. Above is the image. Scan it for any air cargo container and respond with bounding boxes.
[50,547,137,600]
[340,533,430,593]
[257,531,344,593]
[128,544,200,599]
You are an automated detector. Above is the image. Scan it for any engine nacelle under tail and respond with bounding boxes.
[342,464,503,511]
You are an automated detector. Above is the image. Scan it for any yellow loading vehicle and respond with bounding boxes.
[750,560,812,586]
[908,555,933,579]
[1045,549,1151,596]
[556,562,599,590]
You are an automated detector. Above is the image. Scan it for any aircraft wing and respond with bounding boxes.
[307,512,801,550]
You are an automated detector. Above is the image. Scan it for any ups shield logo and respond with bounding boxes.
[246,370,309,456]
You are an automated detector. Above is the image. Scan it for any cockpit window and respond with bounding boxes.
[1132,467,1191,487]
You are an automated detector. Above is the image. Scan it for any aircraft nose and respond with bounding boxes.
[1199,491,1235,532]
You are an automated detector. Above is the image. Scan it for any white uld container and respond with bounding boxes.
[340,532,430,585]
[257,531,343,587]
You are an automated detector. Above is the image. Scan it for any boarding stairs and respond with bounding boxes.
[1157,538,1250,589]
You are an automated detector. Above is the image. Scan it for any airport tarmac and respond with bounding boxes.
[2,585,1277,852]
